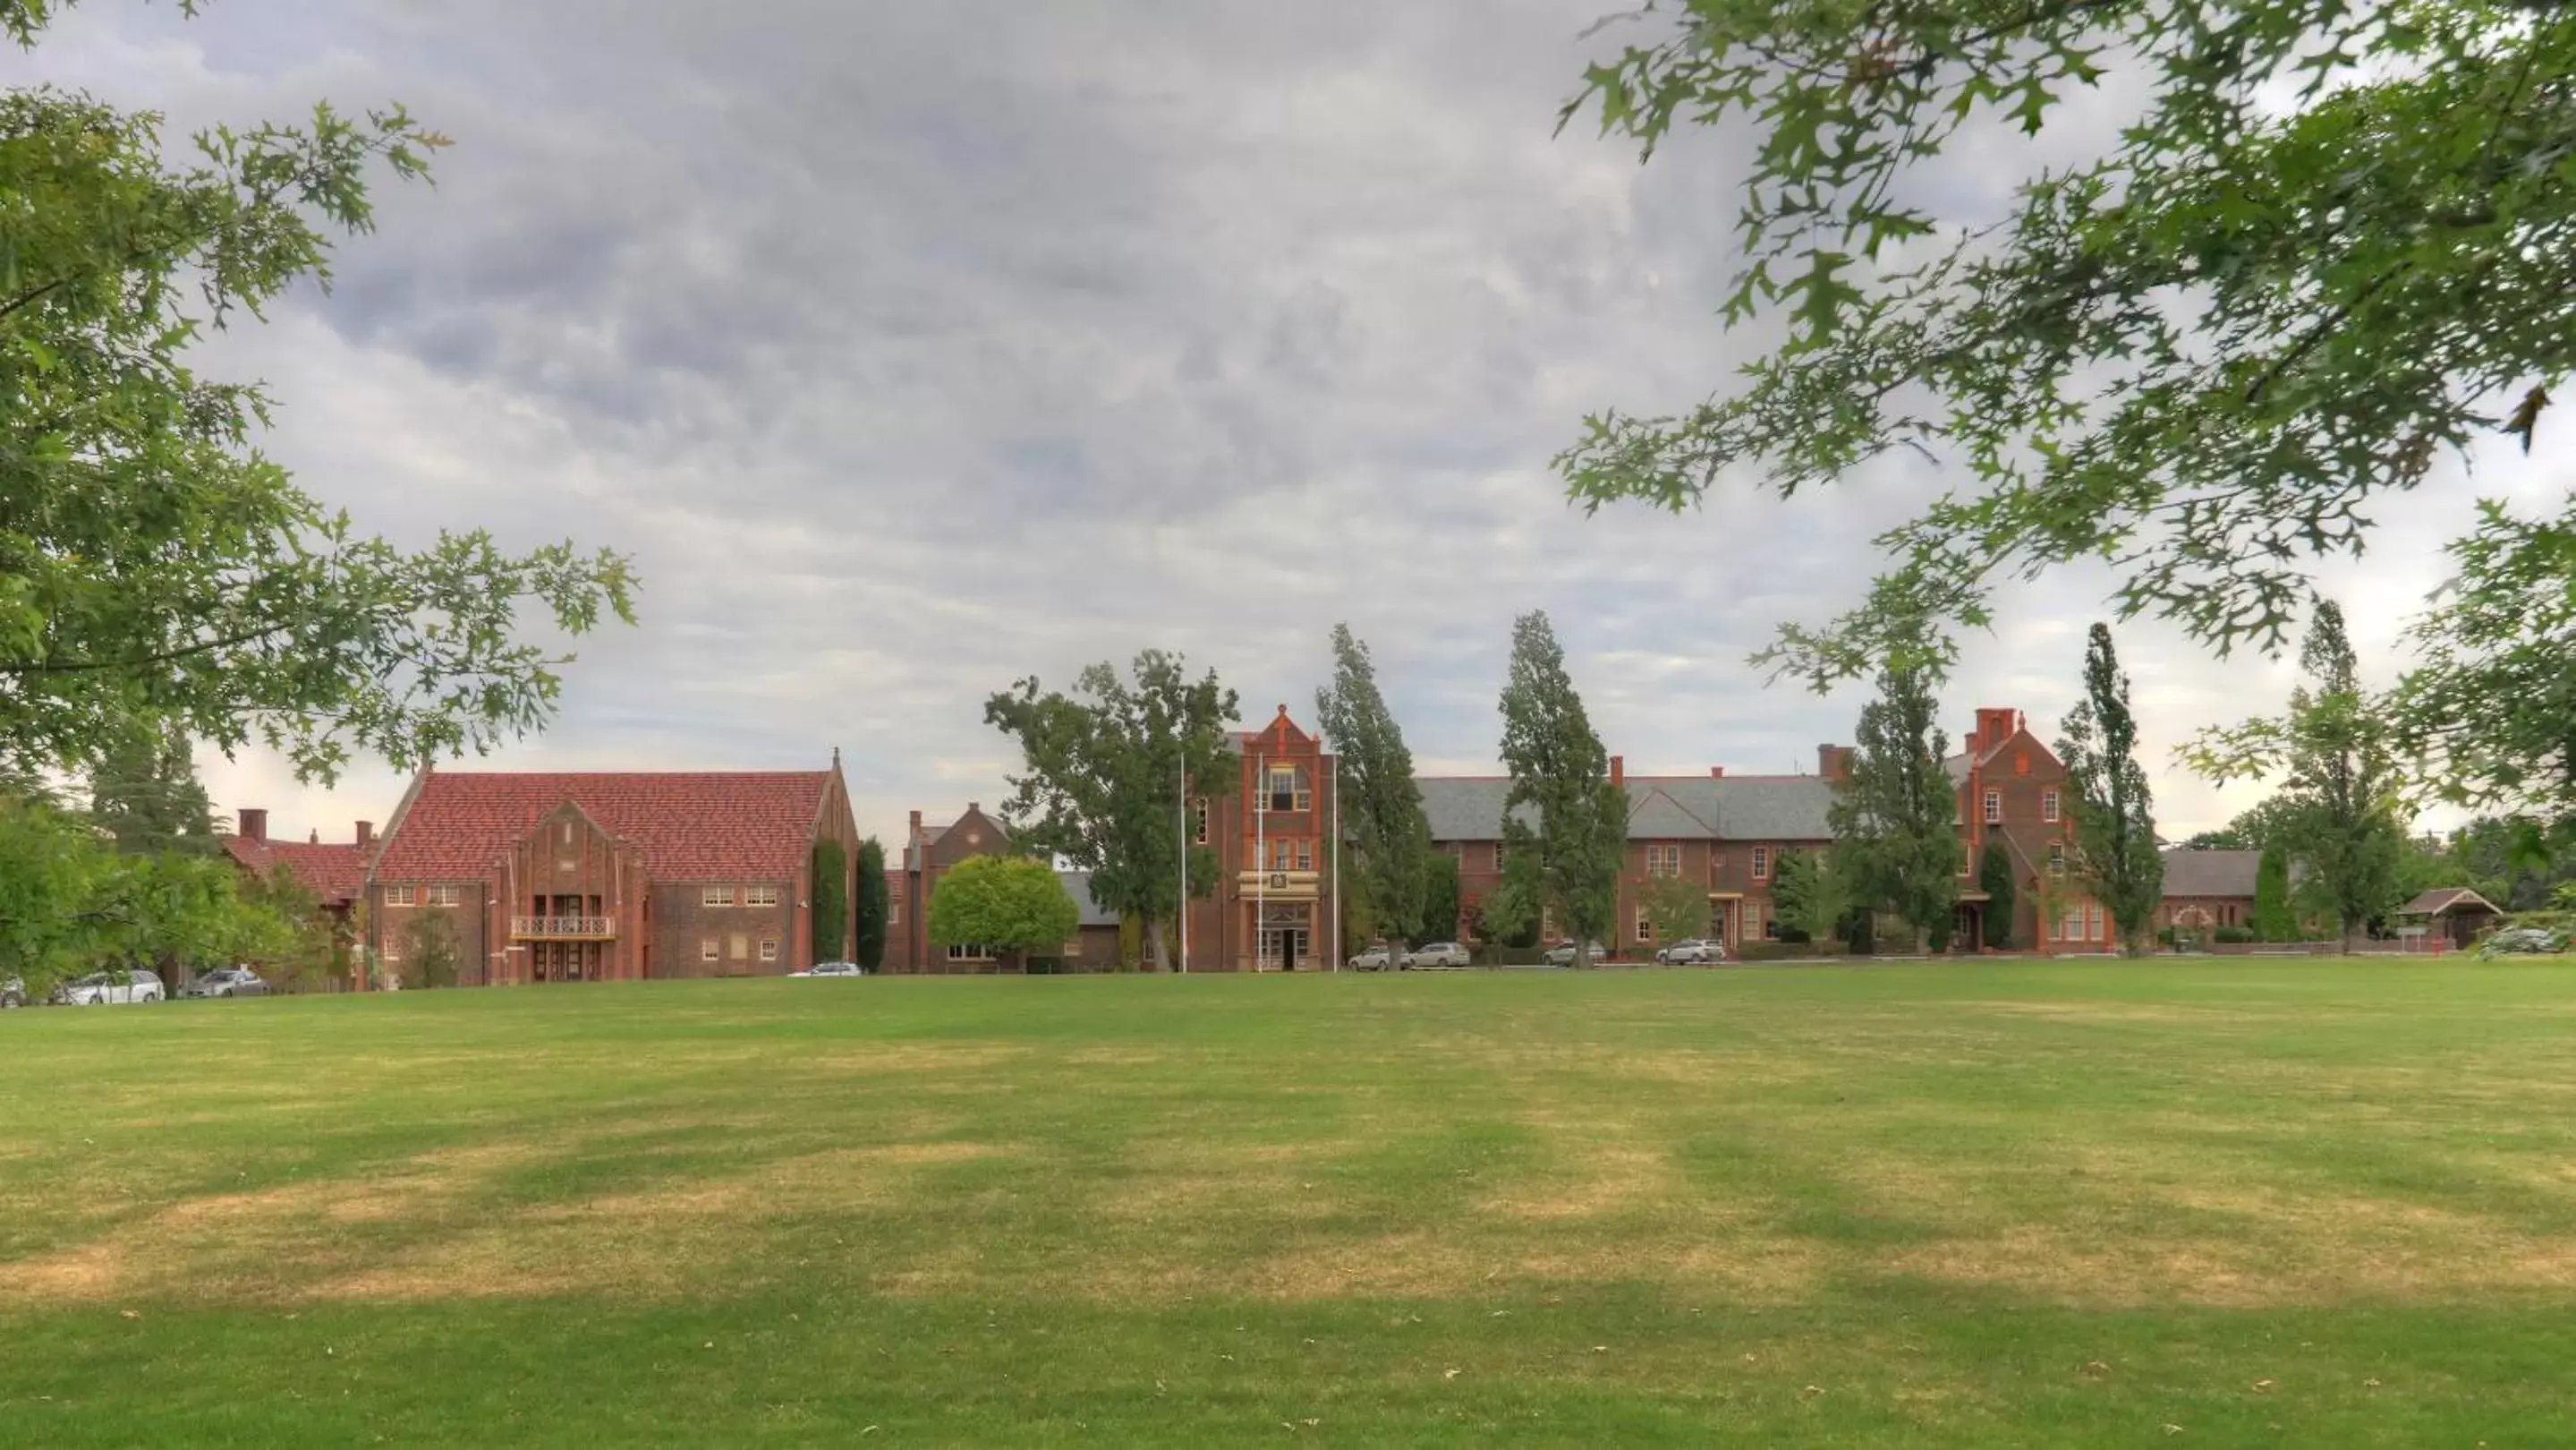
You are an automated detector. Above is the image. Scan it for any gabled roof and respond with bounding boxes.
[374,771,833,882]
[2160,848,2264,899]
[2398,887,2500,917]
[224,837,367,908]
[1058,870,1119,928]
[1416,774,1833,843]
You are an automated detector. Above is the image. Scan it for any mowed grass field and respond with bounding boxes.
[5,965,2576,1447]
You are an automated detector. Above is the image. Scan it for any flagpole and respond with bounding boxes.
[1177,746,1188,975]
[1330,747,1340,973]
[1255,752,1266,973]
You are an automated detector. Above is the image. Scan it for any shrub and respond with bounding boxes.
[2214,925,2257,944]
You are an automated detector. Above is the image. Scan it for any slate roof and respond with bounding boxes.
[375,772,832,882]
[1415,775,1833,843]
[223,836,368,908]
[2398,887,2500,917]
[1058,870,1120,927]
[2159,848,2263,899]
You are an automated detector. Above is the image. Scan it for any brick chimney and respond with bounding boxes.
[356,820,374,849]
[308,829,319,844]
[239,807,268,843]
[1818,745,1855,782]
[1973,707,2020,754]
[1710,766,1726,779]
[1609,755,1624,789]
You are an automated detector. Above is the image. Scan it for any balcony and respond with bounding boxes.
[1237,869,1322,900]
[510,915,616,940]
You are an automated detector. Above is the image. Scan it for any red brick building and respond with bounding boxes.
[221,807,372,918]
[892,705,1342,973]
[1419,704,2121,955]
[220,808,373,987]
[362,763,859,986]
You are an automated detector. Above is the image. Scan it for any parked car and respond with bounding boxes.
[789,961,871,977]
[2,977,24,1010]
[53,968,166,1006]
[1403,942,1472,969]
[1348,945,1399,971]
[181,967,268,999]
[1654,938,1727,965]
[1541,940,1610,967]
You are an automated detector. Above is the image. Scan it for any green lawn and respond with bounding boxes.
[5,963,2575,1447]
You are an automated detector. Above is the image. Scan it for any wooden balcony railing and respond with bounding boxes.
[509,916,616,939]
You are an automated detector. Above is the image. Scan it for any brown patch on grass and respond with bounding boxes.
[1969,1001,2232,1025]
[807,1044,1027,1075]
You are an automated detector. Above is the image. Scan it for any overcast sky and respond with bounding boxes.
[17,1,2567,848]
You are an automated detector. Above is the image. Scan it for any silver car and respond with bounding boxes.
[54,968,166,1005]
[790,961,869,977]
[1541,940,1610,967]
[1655,939,1727,965]
[1348,945,1399,971]
[1403,942,1471,968]
[181,967,268,998]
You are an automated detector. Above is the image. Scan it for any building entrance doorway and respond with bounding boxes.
[1259,927,1307,972]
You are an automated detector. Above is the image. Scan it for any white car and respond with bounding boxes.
[790,961,869,978]
[1348,945,1399,971]
[1403,942,1471,968]
[54,968,166,1005]
[1655,939,1727,965]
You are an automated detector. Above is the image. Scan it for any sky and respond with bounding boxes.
[14,0,2567,848]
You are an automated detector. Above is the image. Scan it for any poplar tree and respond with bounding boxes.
[2191,602,2410,951]
[1315,625,1432,945]
[1977,840,2016,950]
[2058,624,2164,954]
[1496,612,1624,967]
[853,838,888,970]
[2253,845,2298,942]
[1830,665,1961,952]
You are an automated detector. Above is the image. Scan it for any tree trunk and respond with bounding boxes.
[1144,917,1170,973]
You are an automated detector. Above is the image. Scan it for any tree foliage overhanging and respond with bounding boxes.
[1557,0,2576,822]
[2,3,635,785]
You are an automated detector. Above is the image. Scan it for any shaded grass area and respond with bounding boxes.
[4,962,2576,1446]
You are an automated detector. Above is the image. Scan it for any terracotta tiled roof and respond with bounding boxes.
[375,772,831,883]
[224,837,368,907]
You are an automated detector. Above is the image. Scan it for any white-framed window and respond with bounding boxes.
[2047,842,2067,876]
[384,885,415,907]
[1295,840,1313,872]
[1635,906,1653,943]
[890,900,902,925]
[1192,797,1210,845]
[744,885,779,908]
[702,886,735,908]
[947,942,994,962]
[1541,905,1557,941]
[2086,904,2104,942]
[425,884,461,908]
[1263,764,1313,814]
[1646,843,1680,879]
[2042,789,2062,823]
[1983,789,2002,824]
[758,939,778,963]
[1751,846,1771,881]
[701,938,718,962]
[2061,906,2085,941]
